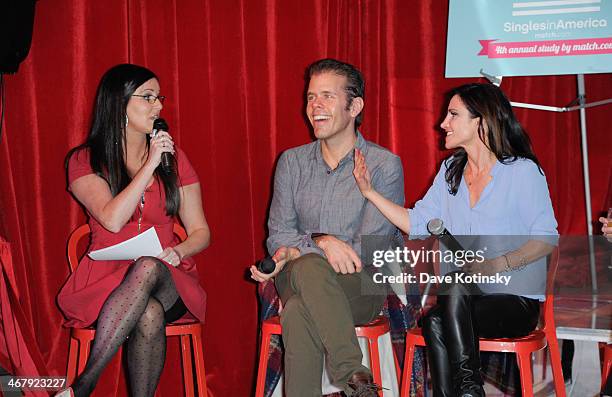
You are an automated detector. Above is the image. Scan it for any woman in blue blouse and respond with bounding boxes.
[353,83,557,397]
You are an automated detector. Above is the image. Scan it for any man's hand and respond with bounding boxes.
[250,246,300,282]
[314,235,362,274]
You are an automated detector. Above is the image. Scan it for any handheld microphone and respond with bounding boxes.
[427,218,465,253]
[152,118,174,173]
[257,256,277,274]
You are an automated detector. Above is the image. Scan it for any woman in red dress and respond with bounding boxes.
[57,64,210,397]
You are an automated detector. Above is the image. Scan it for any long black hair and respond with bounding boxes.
[444,83,542,195]
[66,64,180,215]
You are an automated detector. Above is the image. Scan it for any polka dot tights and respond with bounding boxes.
[71,257,180,397]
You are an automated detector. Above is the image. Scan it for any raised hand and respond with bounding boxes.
[353,148,373,197]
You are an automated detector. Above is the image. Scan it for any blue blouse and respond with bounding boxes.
[409,157,558,300]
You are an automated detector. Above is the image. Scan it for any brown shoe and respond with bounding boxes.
[346,371,381,397]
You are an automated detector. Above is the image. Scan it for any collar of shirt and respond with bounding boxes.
[311,130,368,171]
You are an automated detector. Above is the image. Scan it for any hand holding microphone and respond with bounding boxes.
[152,118,175,173]
[250,256,280,283]
[250,246,300,282]
[427,218,465,254]
[257,257,276,274]
[427,218,486,273]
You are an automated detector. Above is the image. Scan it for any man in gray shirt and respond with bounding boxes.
[250,58,404,397]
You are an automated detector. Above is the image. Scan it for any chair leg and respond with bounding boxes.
[400,338,417,397]
[602,343,611,394]
[181,335,195,397]
[255,331,273,397]
[541,346,548,381]
[392,343,401,389]
[191,331,209,397]
[366,337,384,397]
[67,336,79,385]
[77,338,91,378]
[516,351,534,397]
[546,333,567,397]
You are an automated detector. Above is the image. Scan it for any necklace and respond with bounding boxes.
[137,192,145,232]
[465,172,492,187]
[465,161,495,186]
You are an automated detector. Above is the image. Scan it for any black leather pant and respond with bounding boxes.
[421,275,540,397]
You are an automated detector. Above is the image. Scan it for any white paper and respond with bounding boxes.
[88,227,163,261]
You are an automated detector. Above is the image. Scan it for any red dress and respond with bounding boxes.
[57,147,206,328]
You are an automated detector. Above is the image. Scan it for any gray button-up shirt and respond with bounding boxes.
[267,132,405,259]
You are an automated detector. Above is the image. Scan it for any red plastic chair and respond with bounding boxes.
[65,224,208,397]
[603,343,612,393]
[400,248,565,397]
[255,315,400,397]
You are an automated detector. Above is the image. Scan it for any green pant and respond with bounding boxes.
[274,253,387,396]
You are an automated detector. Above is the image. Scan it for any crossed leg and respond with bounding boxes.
[71,257,181,397]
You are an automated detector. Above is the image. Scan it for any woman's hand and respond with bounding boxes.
[463,256,505,275]
[147,131,175,168]
[352,148,411,234]
[353,148,373,198]
[599,216,612,242]
[158,247,182,267]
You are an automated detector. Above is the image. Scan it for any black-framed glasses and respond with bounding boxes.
[131,94,166,104]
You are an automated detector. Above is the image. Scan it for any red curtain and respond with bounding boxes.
[0,1,610,396]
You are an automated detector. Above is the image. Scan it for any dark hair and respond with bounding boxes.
[66,64,180,215]
[444,83,542,195]
[308,58,365,127]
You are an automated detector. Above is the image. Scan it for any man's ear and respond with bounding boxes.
[350,97,364,118]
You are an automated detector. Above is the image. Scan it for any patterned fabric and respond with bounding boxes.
[257,278,425,397]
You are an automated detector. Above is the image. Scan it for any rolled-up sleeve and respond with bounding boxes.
[518,162,558,244]
[409,166,445,237]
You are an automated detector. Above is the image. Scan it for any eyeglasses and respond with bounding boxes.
[131,94,166,104]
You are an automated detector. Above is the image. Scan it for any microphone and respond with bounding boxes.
[152,118,174,173]
[257,256,277,274]
[427,218,465,253]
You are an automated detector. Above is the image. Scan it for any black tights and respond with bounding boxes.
[71,257,186,397]
[421,276,540,396]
